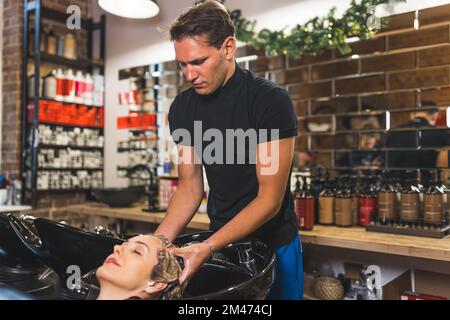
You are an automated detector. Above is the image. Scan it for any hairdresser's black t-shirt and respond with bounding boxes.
[168,65,298,249]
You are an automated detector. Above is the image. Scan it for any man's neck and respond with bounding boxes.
[221,61,236,87]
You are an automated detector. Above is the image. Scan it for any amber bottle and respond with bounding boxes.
[424,170,444,226]
[377,170,397,224]
[335,175,353,227]
[319,171,335,225]
[400,170,422,223]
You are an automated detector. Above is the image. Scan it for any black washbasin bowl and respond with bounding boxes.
[174,232,276,300]
[91,186,145,207]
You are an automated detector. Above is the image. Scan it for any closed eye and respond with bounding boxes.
[191,58,207,65]
[178,57,208,68]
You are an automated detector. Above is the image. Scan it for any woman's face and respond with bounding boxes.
[96,235,162,292]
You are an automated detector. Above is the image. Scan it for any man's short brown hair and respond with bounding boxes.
[169,0,235,49]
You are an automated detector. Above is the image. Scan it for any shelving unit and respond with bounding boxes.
[116,64,162,187]
[21,0,106,207]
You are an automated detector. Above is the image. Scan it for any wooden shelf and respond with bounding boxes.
[300,225,450,262]
[64,204,450,262]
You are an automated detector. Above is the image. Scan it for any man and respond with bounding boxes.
[155,1,302,300]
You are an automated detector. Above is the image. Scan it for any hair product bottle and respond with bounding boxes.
[377,170,397,224]
[299,177,315,231]
[335,175,353,227]
[46,28,57,55]
[400,170,422,223]
[424,170,444,226]
[359,174,378,227]
[319,170,335,225]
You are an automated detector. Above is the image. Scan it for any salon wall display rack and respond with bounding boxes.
[22,0,106,207]
[117,60,184,188]
[117,64,161,187]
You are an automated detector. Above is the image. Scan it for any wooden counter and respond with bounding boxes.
[65,203,211,230]
[65,203,450,262]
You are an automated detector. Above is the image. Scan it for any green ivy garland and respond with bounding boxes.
[230,0,404,58]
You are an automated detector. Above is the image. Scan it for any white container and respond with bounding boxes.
[44,70,57,99]
[84,73,94,106]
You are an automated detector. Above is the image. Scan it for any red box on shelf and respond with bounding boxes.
[141,114,156,127]
[98,108,105,128]
[128,116,140,128]
[117,117,128,129]
[28,100,49,123]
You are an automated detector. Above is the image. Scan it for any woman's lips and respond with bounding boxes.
[105,257,121,267]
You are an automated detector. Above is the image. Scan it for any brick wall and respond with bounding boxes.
[2,0,24,177]
[2,0,92,207]
[240,3,450,171]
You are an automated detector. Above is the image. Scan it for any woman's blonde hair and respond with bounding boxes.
[149,235,185,300]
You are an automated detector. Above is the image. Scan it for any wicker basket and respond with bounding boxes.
[313,277,345,300]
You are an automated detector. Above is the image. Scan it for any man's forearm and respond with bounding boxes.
[155,186,202,242]
[205,194,281,252]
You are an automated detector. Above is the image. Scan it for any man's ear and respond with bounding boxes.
[223,36,237,60]
[144,281,168,295]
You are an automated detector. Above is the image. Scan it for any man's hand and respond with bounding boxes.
[170,242,212,284]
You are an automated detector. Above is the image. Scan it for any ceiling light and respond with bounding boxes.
[98,0,160,19]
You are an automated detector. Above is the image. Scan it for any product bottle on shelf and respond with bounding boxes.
[84,73,94,106]
[46,28,57,55]
[335,175,353,227]
[318,170,335,225]
[423,170,445,227]
[359,174,378,227]
[93,74,105,107]
[163,142,172,175]
[297,176,315,231]
[64,69,75,103]
[293,175,303,227]
[377,170,398,224]
[28,75,43,98]
[74,70,85,104]
[399,170,422,223]
[302,177,315,231]
[350,174,360,226]
[43,70,57,99]
[63,33,77,60]
[55,68,65,102]
[57,35,65,57]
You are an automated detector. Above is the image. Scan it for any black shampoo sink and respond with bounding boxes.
[174,232,275,300]
[6,217,275,300]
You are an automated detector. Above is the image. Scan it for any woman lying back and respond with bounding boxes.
[96,234,184,300]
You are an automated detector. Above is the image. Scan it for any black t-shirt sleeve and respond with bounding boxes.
[254,87,298,143]
[168,95,193,146]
